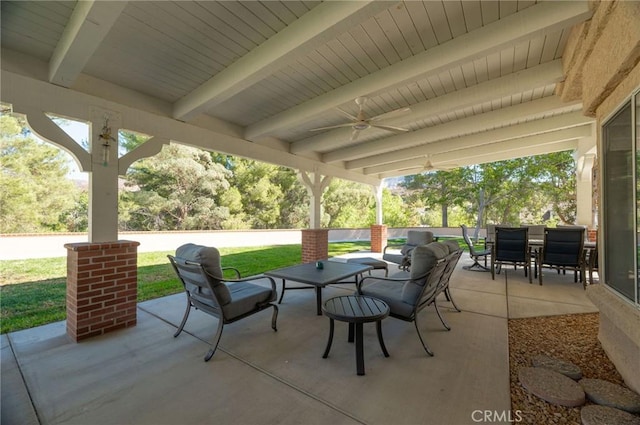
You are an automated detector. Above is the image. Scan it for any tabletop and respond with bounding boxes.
[265,261,372,287]
[322,295,389,323]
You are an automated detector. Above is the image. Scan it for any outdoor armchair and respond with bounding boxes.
[168,243,278,361]
[491,227,531,283]
[382,230,434,271]
[358,241,461,356]
[461,224,490,271]
[536,228,586,288]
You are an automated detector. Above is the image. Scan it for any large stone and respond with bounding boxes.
[519,367,585,407]
[580,378,640,414]
[581,405,640,425]
[532,354,583,380]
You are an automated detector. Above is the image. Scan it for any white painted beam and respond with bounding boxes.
[290,60,564,154]
[245,1,591,140]
[119,137,170,176]
[327,97,586,164]
[363,126,592,175]
[347,108,592,170]
[49,1,127,87]
[173,1,394,121]
[2,70,381,187]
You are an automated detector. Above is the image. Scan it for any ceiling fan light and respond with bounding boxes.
[353,122,370,130]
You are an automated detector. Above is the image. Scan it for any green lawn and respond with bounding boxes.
[0,241,372,334]
[0,238,475,334]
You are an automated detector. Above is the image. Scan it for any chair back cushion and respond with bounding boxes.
[401,230,434,255]
[542,228,585,266]
[402,242,448,304]
[175,243,232,305]
[494,227,528,262]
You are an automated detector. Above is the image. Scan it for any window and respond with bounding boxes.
[601,89,640,304]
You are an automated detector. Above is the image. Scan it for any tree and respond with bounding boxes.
[401,152,577,237]
[0,114,80,233]
[322,179,373,228]
[121,144,232,230]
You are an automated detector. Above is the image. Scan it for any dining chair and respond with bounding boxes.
[537,227,586,287]
[491,227,531,283]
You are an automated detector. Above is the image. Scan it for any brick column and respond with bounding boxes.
[301,229,328,263]
[587,229,597,242]
[65,240,140,341]
[370,224,387,253]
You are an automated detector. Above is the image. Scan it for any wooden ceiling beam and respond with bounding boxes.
[172,1,394,122]
[49,1,127,87]
[245,1,591,140]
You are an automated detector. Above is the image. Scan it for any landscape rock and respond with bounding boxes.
[580,378,640,413]
[532,354,583,380]
[519,366,586,407]
[581,404,640,425]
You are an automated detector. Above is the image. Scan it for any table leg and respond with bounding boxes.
[278,279,286,304]
[322,319,334,358]
[376,320,389,357]
[348,322,354,342]
[316,287,322,316]
[355,322,365,375]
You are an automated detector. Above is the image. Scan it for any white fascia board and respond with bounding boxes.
[2,70,380,186]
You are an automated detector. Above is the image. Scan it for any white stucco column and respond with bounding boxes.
[298,170,331,229]
[88,110,121,242]
[574,134,596,228]
[371,183,383,225]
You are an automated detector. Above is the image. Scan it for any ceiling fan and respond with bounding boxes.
[423,155,458,172]
[309,96,410,141]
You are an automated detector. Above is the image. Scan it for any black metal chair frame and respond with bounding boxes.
[491,227,532,283]
[358,251,460,356]
[461,224,490,271]
[168,255,278,361]
[536,228,586,288]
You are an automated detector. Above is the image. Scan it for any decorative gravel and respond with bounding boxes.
[509,313,632,425]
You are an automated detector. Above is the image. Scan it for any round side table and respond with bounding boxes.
[321,295,390,375]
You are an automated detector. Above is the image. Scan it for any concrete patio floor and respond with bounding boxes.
[1,253,598,425]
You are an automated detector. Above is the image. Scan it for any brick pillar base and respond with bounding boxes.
[587,229,597,242]
[370,224,388,253]
[65,240,140,342]
[301,229,329,263]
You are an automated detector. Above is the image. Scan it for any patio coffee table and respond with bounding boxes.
[265,261,372,315]
[321,295,390,376]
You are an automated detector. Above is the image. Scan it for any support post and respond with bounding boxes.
[65,241,139,341]
[370,224,387,253]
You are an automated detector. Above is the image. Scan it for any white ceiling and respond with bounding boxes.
[1,1,595,181]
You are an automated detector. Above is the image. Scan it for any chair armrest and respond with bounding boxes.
[357,275,406,293]
[222,266,241,279]
[222,275,278,293]
[383,244,404,254]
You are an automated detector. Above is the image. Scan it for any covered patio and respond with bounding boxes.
[2,0,640,420]
[2,255,598,425]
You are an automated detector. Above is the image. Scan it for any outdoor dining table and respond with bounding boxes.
[265,261,373,315]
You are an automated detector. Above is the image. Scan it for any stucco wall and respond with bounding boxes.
[562,0,640,394]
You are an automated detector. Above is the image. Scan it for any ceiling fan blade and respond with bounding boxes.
[369,107,411,122]
[309,123,355,132]
[370,124,409,133]
[350,129,361,142]
[335,107,359,122]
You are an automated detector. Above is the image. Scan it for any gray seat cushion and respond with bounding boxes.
[223,281,275,321]
[359,279,414,318]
